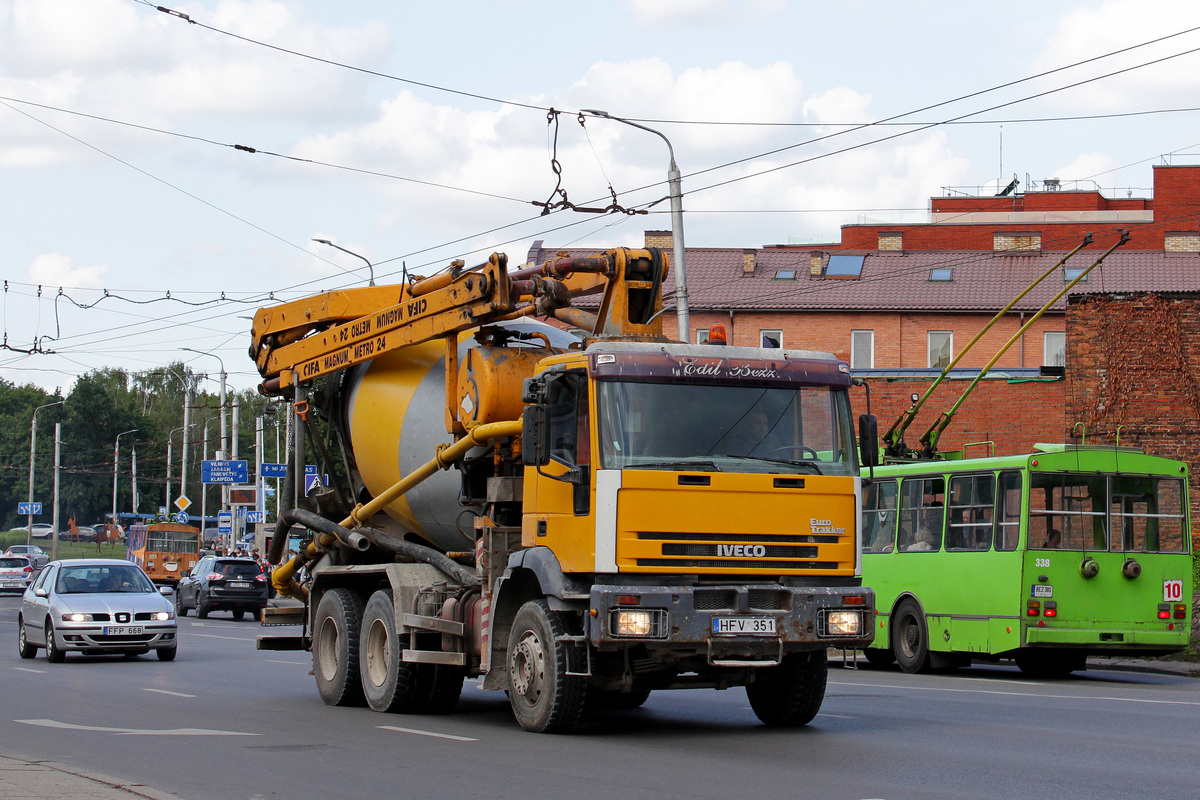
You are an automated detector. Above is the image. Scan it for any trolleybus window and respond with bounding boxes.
[1111,475,1187,553]
[898,478,944,552]
[946,474,993,551]
[995,470,1020,551]
[862,479,897,553]
[1030,473,1107,550]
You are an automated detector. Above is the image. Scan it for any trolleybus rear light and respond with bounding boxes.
[1158,610,1172,619]
[1026,601,1041,617]
[1043,601,1057,618]
[1175,604,1187,619]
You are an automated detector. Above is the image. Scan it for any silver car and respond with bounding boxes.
[0,555,35,593]
[5,544,49,569]
[18,559,178,662]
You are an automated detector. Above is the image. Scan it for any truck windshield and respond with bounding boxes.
[596,380,857,475]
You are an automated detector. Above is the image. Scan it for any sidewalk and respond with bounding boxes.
[0,753,180,800]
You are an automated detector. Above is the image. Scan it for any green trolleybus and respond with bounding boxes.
[860,444,1193,676]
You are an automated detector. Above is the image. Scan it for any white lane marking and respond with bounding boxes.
[17,718,259,736]
[265,659,307,665]
[830,680,1200,707]
[13,667,46,674]
[189,633,254,641]
[142,688,196,698]
[957,676,1043,687]
[378,725,478,742]
[819,713,858,719]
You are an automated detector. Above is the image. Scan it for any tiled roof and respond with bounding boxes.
[524,243,1200,312]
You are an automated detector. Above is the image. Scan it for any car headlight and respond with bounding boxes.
[824,610,862,636]
[154,611,172,621]
[63,613,94,623]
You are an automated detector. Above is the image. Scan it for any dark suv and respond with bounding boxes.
[175,557,268,620]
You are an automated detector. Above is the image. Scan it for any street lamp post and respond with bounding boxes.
[27,399,64,546]
[181,348,227,515]
[581,108,691,343]
[112,429,137,532]
[312,239,375,286]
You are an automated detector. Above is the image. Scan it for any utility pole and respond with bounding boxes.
[51,423,61,562]
[113,429,137,532]
[27,399,64,546]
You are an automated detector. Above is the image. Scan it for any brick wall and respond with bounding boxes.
[1066,292,1200,546]
[851,377,1066,458]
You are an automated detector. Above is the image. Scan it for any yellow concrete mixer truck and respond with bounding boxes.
[251,246,878,732]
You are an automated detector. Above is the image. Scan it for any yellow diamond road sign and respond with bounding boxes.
[174,495,191,512]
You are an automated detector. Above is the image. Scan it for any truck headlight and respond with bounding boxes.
[611,609,666,637]
[824,610,862,636]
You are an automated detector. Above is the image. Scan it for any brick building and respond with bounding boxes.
[527,163,1200,467]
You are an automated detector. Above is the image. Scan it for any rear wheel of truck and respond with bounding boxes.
[507,600,586,733]
[360,590,439,713]
[745,649,828,727]
[314,588,366,707]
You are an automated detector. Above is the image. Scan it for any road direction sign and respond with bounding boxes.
[261,462,287,478]
[174,495,191,511]
[202,460,249,484]
[173,511,190,524]
[246,511,265,524]
[17,502,42,515]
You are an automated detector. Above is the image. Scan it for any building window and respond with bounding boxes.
[851,330,874,369]
[928,331,952,369]
[760,330,782,349]
[1064,267,1089,282]
[929,268,953,281]
[695,328,710,345]
[826,254,866,278]
[1043,331,1065,367]
[774,269,797,280]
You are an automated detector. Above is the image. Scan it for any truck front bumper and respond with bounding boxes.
[586,583,875,663]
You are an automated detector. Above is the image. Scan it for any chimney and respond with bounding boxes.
[742,249,757,274]
[644,230,674,250]
[809,251,825,276]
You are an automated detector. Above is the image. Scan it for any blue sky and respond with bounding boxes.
[2,0,1199,391]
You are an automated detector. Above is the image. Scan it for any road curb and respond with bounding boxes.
[0,752,181,800]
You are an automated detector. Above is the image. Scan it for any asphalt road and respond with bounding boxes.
[1,593,1197,800]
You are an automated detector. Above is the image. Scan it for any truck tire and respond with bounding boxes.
[314,588,366,707]
[507,599,586,733]
[892,599,931,674]
[360,590,435,713]
[425,665,466,714]
[745,649,827,727]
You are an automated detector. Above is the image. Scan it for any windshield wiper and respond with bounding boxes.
[723,455,823,474]
[630,460,723,472]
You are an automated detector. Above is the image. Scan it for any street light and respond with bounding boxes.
[165,423,197,516]
[312,238,375,286]
[181,348,226,461]
[581,108,691,343]
[27,400,64,546]
[112,429,137,531]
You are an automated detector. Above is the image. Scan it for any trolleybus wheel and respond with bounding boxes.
[892,599,931,674]
[746,649,828,727]
[313,588,366,707]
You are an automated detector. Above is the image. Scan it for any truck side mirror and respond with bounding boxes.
[859,414,880,468]
[521,404,549,466]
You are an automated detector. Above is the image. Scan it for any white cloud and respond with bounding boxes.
[626,0,784,26]
[1031,1,1200,110]
[28,253,109,289]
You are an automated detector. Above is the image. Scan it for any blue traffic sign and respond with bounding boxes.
[202,460,249,484]
[173,511,190,524]
[261,462,287,478]
[17,502,42,515]
[217,512,233,534]
[246,511,265,524]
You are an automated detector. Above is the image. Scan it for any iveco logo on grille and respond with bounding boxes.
[717,544,767,558]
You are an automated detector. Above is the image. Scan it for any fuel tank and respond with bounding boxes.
[341,319,578,552]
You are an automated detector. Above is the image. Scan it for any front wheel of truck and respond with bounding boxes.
[314,588,366,707]
[745,649,828,727]
[507,600,586,733]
